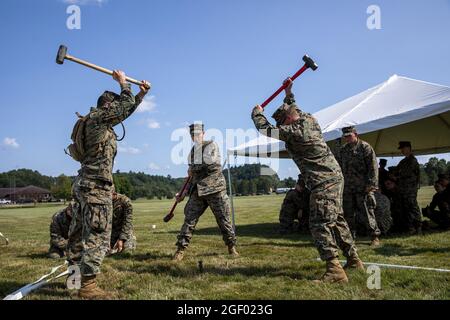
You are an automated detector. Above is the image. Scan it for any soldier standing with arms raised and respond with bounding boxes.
[338,126,381,246]
[67,71,150,299]
[252,79,363,283]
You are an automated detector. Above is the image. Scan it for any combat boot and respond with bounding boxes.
[228,245,239,257]
[78,275,115,300]
[370,236,381,247]
[313,258,349,284]
[172,248,185,261]
[343,254,365,271]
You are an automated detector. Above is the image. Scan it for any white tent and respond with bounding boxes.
[229,75,450,157]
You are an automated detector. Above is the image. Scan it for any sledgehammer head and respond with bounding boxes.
[302,55,318,71]
[56,45,67,65]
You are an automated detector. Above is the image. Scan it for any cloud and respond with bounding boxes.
[147,119,161,129]
[62,0,108,6]
[117,145,141,154]
[3,137,19,149]
[148,162,160,170]
[137,95,157,113]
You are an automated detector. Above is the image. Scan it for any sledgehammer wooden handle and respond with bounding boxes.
[65,54,148,87]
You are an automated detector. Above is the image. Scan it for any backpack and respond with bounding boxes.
[65,112,88,162]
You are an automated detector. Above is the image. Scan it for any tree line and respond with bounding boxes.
[1,157,449,200]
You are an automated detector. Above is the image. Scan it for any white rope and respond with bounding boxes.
[0,232,9,245]
[315,258,450,273]
[3,262,68,300]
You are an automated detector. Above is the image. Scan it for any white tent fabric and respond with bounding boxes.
[229,75,450,157]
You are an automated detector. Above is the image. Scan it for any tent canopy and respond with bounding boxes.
[229,75,450,158]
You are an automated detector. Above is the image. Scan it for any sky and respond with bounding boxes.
[0,0,449,179]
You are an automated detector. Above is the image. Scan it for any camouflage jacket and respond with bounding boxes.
[112,193,134,241]
[338,139,378,192]
[252,94,343,191]
[79,83,142,184]
[188,140,227,197]
[396,154,420,194]
[49,207,72,250]
[282,188,310,214]
[430,191,450,213]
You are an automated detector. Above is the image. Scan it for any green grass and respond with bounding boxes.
[0,186,448,300]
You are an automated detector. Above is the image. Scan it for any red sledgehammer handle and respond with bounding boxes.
[163,176,192,223]
[260,64,309,109]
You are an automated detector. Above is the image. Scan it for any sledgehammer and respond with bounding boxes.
[260,55,318,108]
[56,45,150,88]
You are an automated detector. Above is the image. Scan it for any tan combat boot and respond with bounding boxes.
[343,254,365,271]
[172,248,185,262]
[228,245,239,257]
[370,236,381,247]
[78,275,115,300]
[314,258,349,284]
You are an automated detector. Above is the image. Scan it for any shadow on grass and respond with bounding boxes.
[373,243,450,256]
[107,251,173,261]
[115,263,314,281]
[17,252,52,260]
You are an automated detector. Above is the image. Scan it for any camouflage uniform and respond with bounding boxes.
[279,178,310,233]
[252,94,358,261]
[176,139,236,249]
[396,153,422,230]
[48,204,75,257]
[111,193,136,250]
[338,137,381,238]
[423,190,450,229]
[373,192,393,234]
[67,83,141,276]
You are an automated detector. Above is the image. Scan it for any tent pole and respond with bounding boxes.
[226,153,236,232]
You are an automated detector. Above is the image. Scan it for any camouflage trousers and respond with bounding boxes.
[343,191,381,237]
[424,209,450,229]
[374,192,393,234]
[279,191,301,233]
[48,238,67,257]
[176,189,236,249]
[67,177,112,276]
[400,191,422,228]
[309,180,357,261]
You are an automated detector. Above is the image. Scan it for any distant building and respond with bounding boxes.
[0,185,52,203]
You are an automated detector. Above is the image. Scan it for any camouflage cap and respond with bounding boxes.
[272,103,298,126]
[189,123,204,134]
[398,141,412,149]
[438,173,449,181]
[296,174,305,186]
[97,91,119,108]
[342,126,357,137]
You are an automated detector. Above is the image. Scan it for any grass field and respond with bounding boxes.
[0,186,449,300]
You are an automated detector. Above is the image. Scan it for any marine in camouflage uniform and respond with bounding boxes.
[252,79,362,283]
[66,71,149,299]
[384,178,409,233]
[395,141,422,234]
[338,126,381,245]
[173,123,237,261]
[110,192,136,252]
[422,181,450,230]
[279,175,310,234]
[48,203,75,259]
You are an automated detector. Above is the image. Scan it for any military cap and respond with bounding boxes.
[189,123,204,134]
[438,173,449,181]
[97,91,119,108]
[379,159,387,165]
[271,103,299,126]
[398,141,412,149]
[341,126,357,137]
